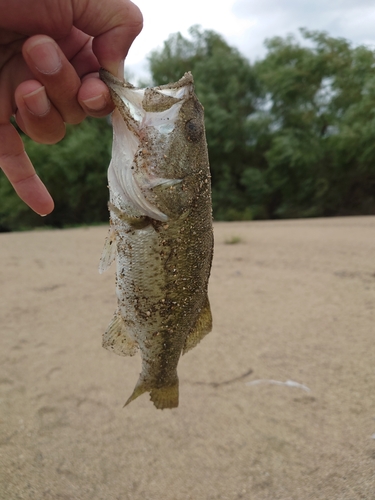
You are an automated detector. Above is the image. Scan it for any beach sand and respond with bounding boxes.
[0,216,374,500]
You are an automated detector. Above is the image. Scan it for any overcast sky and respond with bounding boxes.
[126,0,375,80]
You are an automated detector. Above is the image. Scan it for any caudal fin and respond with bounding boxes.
[124,377,179,409]
[150,383,179,409]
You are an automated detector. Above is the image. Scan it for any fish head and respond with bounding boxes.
[100,70,210,222]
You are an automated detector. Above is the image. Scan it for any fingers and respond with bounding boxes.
[14,80,66,144]
[15,74,113,144]
[78,73,114,117]
[0,0,143,218]
[22,35,86,125]
[15,35,114,142]
[0,123,54,215]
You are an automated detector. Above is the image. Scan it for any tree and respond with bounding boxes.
[149,25,259,219]
[150,26,375,219]
[253,29,375,217]
[2,27,375,231]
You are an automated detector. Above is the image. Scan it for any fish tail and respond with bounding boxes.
[150,382,179,410]
[124,377,179,409]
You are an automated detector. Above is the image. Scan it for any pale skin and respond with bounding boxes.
[0,0,143,215]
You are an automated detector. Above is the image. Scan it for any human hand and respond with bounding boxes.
[0,0,142,215]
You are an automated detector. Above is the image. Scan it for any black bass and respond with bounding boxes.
[99,69,213,409]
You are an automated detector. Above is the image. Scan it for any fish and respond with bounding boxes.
[99,69,214,409]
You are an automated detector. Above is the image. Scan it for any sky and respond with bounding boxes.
[126,0,375,80]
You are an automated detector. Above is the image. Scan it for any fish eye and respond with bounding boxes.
[184,119,203,142]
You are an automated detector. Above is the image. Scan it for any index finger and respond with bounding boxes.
[0,123,54,215]
[72,0,143,77]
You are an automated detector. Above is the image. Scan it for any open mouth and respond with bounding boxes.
[100,70,193,222]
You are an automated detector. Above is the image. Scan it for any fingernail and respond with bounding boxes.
[82,94,107,111]
[23,87,50,116]
[27,40,62,74]
[39,214,48,217]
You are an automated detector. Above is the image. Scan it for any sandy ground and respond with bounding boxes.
[0,216,375,500]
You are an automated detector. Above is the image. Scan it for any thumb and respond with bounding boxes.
[72,0,143,77]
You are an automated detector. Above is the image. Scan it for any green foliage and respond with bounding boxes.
[254,29,375,217]
[149,26,259,220]
[0,118,112,231]
[150,26,375,220]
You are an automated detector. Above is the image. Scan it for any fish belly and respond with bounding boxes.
[102,209,212,409]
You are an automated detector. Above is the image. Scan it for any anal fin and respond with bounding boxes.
[109,202,151,229]
[103,312,138,357]
[124,378,148,407]
[183,295,212,354]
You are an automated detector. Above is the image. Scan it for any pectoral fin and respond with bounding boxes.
[103,312,138,356]
[108,202,151,229]
[183,296,213,354]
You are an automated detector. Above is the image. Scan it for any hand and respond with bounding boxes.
[0,0,142,215]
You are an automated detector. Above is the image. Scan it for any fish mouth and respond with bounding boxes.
[100,70,193,222]
[100,69,192,134]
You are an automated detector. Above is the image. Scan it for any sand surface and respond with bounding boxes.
[0,217,374,500]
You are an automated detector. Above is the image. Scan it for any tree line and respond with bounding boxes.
[1,26,375,231]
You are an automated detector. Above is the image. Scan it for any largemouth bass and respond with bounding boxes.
[99,69,213,409]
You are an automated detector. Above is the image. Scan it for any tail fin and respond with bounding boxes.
[124,377,179,409]
[150,383,179,409]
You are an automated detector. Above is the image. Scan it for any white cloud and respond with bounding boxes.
[125,0,375,79]
[127,0,253,65]
[231,0,375,60]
